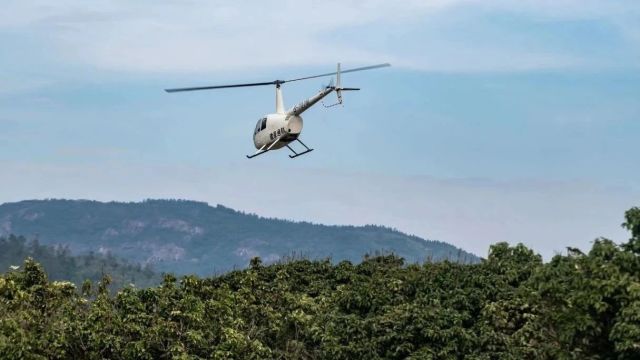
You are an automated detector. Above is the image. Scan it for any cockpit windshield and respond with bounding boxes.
[254,117,267,134]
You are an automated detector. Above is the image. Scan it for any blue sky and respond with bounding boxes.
[1,0,639,258]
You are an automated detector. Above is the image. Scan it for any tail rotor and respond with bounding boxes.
[323,63,360,108]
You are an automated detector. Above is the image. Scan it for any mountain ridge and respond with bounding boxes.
[0,199,480,274]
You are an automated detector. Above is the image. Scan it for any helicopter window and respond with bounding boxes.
[261,118,267,130]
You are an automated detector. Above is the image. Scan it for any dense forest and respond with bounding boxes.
[1,207,639,359]
[0,235,159,289]
[0,199,479,274]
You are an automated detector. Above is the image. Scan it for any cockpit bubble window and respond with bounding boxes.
[254,117,267,135]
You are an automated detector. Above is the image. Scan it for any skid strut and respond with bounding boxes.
[287,139,314,159]
[246,136,282,159]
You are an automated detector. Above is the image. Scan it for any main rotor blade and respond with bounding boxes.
[286,63,391,83]
[165,63,390,93]
[165,81,277,93]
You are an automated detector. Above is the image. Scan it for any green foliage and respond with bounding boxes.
[2,209,640,358]
[622,207,640,253]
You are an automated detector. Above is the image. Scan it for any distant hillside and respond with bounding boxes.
[0,199,479,274]
[0,235,159,288]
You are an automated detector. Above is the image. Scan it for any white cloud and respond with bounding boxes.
[1,0,638,73]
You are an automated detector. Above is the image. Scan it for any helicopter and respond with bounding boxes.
[165,63,390,159]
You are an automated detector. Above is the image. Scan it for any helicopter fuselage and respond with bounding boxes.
[253,113,303,150]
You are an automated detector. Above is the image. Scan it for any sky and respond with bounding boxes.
[1,0,639,258]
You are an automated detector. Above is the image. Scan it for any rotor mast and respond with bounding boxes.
[275,81,285,114]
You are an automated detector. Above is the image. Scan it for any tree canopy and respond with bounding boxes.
[1,207,639,359]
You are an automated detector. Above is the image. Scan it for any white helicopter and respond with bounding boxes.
[165,63,390,159]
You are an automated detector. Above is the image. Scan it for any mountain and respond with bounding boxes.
[0,199,479,274]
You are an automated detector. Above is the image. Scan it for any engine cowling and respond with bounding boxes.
[287,115,303,135]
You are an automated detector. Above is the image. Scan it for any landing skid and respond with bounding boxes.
[246,137,313,159]
[287,139,314,159]
[246,149,268,159]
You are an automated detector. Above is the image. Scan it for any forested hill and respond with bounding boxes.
[0,199,478,274]
[0,235,159,289]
